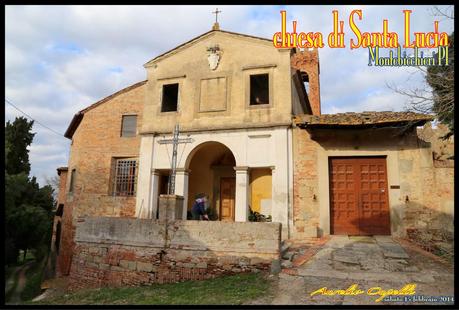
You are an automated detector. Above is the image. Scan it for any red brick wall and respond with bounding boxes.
[67,217,280,289]
[57,169,68,204]
[291,49,321,115]
[292,127,320,238]
[50,169,67,254]
[56,81,146,276]
[69,243,271,289]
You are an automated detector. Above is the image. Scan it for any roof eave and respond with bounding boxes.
[144,30,216,67]
[298,119,433,129]
[64,112,83,139]
[56,166,68,176]
[143,29,277,67]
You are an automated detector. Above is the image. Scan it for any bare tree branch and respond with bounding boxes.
[430,5,454,21]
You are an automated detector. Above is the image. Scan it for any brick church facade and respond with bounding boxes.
[51,24,454,281]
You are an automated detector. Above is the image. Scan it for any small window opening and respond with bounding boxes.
[301,72,310,93]
[55,221,61,253]
[161,83,179,112]
[121,115,137,137]
[250,74,269,105]
[69,169,76,193]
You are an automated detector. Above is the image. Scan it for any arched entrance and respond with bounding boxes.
[186,142,236,221]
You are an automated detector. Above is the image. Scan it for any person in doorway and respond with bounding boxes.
[191,193,209,220]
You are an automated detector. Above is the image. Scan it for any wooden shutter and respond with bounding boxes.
[121,115,137,137]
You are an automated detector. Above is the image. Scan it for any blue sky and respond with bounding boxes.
[5,5,454,186]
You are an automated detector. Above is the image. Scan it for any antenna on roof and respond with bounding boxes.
[212,8,221,30]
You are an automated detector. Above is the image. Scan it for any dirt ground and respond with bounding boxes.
[248,236,454,305]
[6,261,34,304]
[24,236,454,306]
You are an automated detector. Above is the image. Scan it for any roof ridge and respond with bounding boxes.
[144,29,275,67]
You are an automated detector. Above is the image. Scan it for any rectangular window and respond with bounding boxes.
[113,158,138,196]
[161,83,179,112]
[250,74,269,105]
[69,169,76,193]
[55,221,61,253]
[121,115,137,137]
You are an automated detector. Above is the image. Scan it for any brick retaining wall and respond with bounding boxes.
[69,217,281,289]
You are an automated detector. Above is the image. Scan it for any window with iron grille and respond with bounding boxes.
[113,158,138,196]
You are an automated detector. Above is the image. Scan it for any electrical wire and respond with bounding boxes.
[5,98,66,138]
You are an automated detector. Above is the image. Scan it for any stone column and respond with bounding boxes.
[175,168,189,220]
[148,169,161,219]
[234,166,249,222]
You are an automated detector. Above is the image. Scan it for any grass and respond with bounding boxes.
[5,251,37,303]
[4,250,47,303]
[5,266,20,302]
[33,272,272,305]
[20,259,45,301]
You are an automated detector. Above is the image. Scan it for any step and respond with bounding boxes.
[280,243,290,258]
[281,260,293,269]
[282,251,295,261]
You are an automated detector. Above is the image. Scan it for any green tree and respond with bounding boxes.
[5,116,35,175]
[5,117,54,265]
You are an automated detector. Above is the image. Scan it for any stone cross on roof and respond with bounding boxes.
[212,8,221,30]
[213,8,221,23]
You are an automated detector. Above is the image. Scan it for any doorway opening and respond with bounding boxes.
[186,142,236,221]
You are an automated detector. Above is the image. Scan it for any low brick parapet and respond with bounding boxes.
[69,217,281,289]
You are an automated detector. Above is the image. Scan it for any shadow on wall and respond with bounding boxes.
[67,217,282,290]
[392,201,454,257]
[309,126,433,152]
[345,201,454,258]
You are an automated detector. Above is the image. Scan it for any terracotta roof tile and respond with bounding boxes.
[294,111,434,128]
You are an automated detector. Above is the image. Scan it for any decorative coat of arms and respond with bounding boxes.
[207,45,221,70]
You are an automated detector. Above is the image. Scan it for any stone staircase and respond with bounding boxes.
[279,237,331,273]
[280,240,295,268]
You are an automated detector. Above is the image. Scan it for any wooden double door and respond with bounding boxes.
[329,157,391,235]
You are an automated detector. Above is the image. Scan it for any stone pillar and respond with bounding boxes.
[175,168,189,220]
[149,170,161,219]
[271,128,290,240]
[135,135,154,218]
[158,195,184,221]
[234,166,249,222]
